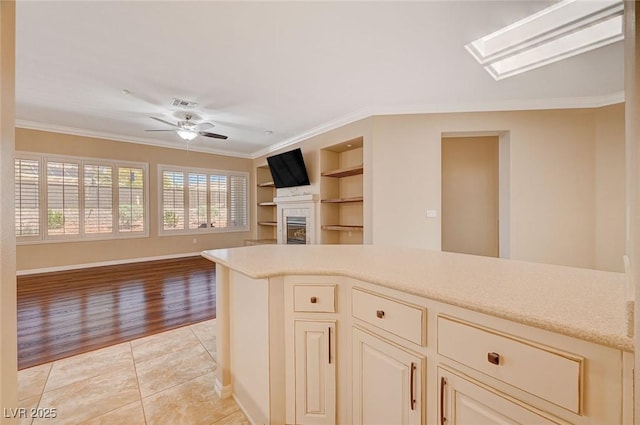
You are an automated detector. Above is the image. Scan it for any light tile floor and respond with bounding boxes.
[17,320,249,425]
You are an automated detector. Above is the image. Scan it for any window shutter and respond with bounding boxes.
[47,161,80,236]
[15,159,40,237]
[230,175,248,228]
[84,164,113,234]
[209,175,228,228]
[188,173,208,229]
[162,171,185,230]
[118,167,145,233]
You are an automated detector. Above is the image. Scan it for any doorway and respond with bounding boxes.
[441,135,499,257]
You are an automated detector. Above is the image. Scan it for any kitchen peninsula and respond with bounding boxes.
[202,245,634,425]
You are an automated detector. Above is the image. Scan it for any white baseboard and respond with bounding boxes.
[215,378,233,399]
[233,393,258,425]
[17,252,204,276]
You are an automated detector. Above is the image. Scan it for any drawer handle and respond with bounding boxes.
[328,326,331,364]
[376,310,385,319]
[487,352,501,365]
[410,362,416,410]
[440,377,447,425]
[310,296,318,304]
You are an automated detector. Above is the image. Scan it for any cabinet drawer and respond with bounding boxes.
[437,316,583,413]
[352,288,425,345]
[294,285,336,312]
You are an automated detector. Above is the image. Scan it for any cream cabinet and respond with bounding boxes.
[285,281,340,425]
[352,327,423,425]
[294,320,336,425]
[438,367,567,425]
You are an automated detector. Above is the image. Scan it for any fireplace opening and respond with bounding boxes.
[286,217,307,245]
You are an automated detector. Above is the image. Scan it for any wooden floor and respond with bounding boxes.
[17,256,216,370]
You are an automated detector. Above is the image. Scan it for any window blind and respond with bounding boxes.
[15,159,40,237]
[118,167,145,233]
[162,170,185,230]
[160,166,248,233]
[188,173,208,229]
[15,154,148,242]
[84,164,113,234]
[47,161,80,236]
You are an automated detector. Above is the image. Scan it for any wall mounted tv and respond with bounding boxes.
[266,148,311,189]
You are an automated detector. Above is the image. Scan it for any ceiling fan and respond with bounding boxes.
[145,114,228,141]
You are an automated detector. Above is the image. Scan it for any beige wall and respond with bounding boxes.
[258,105,625,271]
[595,103,626,272]
[1,0,17,421]
[16,128,253,272]
[372,107,626,270]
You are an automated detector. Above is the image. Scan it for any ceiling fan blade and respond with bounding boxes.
[199,131,228,140]
[150,116,179,128]
[144,129,175,132]
[195,122,215,130]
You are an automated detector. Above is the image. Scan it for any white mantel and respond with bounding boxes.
[274,194,319,245]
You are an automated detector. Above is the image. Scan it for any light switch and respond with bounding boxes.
[426,209,437,218]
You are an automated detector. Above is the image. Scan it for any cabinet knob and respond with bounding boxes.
[487,352,501,365]
[310,296,317,304]
[376,310,385,319]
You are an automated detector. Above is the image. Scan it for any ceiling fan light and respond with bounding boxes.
[177,129,197,141]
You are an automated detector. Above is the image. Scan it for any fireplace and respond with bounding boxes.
[286,217,307,244]
[274,194,318,245]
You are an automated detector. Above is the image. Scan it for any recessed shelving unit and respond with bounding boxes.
[321,165,364,178]
[321,196,364,204]
[258,221,277,227]
[320,137,364,244]
[321,225,364,232]
[254,164,277,244]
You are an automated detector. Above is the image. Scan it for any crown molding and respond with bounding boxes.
[14,91,624,161]
[249,91,625,159]
[15,120,254,159]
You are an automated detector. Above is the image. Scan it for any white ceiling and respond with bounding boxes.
[16,1,624,159]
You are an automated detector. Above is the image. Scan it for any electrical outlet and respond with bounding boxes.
[192,238,198,244]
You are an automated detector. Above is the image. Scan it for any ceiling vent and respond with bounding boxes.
[170,98,198,109]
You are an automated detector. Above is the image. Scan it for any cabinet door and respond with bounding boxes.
[295,320,336,425]
[438,367,567,425]
[352,327,423,425]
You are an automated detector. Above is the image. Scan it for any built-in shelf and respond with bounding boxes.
[321,196,364,204]
[321,164,364,178]
[320,138,364,244]
[256,164,277,241]
[321,225,364,232]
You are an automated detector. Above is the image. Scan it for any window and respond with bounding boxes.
[47,161,80,236]
[15,158,40,238]
[118,167,145,233]
[15,154,148,243]
[84,164,113,234]
[159,165,249,234]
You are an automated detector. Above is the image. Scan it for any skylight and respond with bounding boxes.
[466,0,624,80]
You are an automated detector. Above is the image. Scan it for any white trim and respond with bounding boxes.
[215,378,233,399]
[15,93,624,161]
[15,120,253,159]
[250,93,625,158]
[16,251,202,276]
[465,0,624,80]
[232,393,257,425]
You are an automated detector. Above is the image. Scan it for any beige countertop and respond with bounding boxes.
[202,245,633,352]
